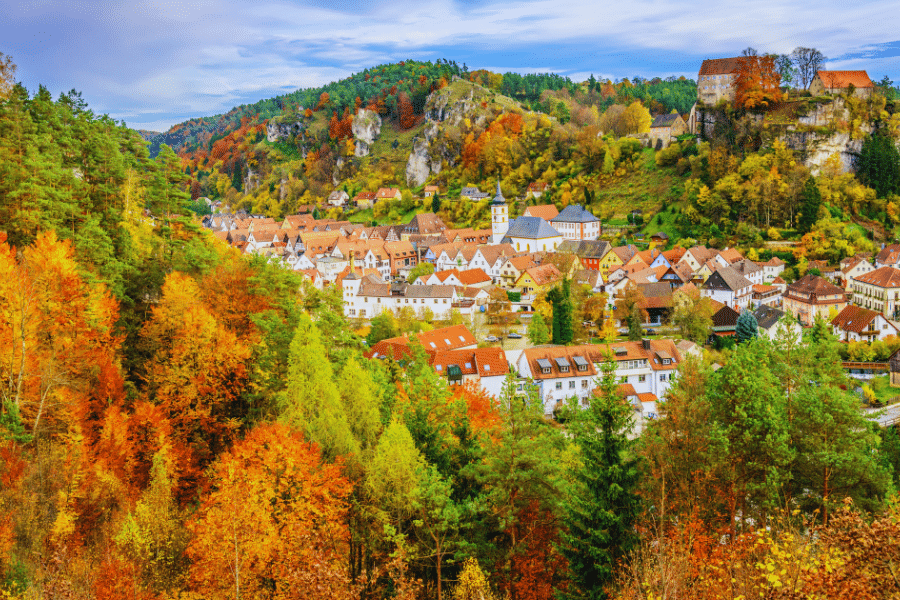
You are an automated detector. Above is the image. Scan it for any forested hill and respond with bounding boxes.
[142,60,698,159]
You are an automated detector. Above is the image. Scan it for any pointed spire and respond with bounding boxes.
[492,179,506,205]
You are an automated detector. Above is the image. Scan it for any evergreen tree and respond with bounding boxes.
[559,358,640,600]
[856,130,900,198]
[231,161,243,192]
[431,192,442,214]
[735,309,759,344]
[797,177,821,234]
[548,279,574,345]
[528,312,550,345]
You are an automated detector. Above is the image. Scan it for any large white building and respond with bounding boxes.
[342,272,463,319]
[550,205,600,241]
[515,339,683,416]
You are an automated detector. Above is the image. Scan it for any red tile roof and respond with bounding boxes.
[816,70,873,89]
[432,347,509,378]
[698,57,748,76]
[830,304,880,334]
[853,266,900,289]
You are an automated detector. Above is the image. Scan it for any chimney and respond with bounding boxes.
[642,338,651,351]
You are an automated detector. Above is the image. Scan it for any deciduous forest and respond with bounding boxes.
[3,54,900,600]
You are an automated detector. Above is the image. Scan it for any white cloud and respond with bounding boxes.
[6,0,900,130]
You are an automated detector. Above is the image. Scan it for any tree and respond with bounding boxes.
[0,52,15,100]
[407,261,435,284]
[281,314,358,460]
[734,54,781,109]
[618,101,652,135]
[791,47,826,89]
[431,192,442,214]
[615,283,647,342]
[547,279,574,345]
[559,357,640,600]
[368,311,399,344]
[187,423,353,600]
[671,287,713,343]
[797,176,822,233]
[734,309,759,344]
[855,130,900,198]
[528,312,550,345]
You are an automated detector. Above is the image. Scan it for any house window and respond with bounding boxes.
[620,376,627,383]
[659,374,667,381]
[569,381,575,389]
[581,380,588,388]
[638,375,646,383]
[555,382,562,390]
[542,368,551,375]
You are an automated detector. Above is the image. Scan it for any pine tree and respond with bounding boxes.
[548,279,574,345]
[856,130,900,198]
[735,309,759,344]
[797,177,821,234]
[559,358,640,600]
[431,192,441,214]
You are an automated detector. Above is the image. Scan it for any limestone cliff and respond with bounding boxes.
[351,109,382,157]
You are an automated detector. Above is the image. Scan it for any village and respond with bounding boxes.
[200,58,900,425]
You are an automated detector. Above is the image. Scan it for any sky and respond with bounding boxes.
[3,0,899,132]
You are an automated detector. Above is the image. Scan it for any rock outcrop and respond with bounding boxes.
[352,109,382,157]
[266,120,303,142]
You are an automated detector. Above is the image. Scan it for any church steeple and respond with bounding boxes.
[491,180,509,243]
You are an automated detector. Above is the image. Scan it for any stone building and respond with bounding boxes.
[809,70,873,98]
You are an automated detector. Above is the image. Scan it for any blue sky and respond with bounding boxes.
[3,0,898,132]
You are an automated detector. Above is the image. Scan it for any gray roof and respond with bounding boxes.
[551,204,599,224]
[558,239,611,259]
[753,305,786,330]
[502,216,561,240]
[651,114,680,128]
[703,266,752,292]
[492,180,506,205]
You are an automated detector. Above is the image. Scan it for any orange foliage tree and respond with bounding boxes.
[0,232,123,440]
[139,272,252,499]
[734,55,781,110]
[187,423,353,599]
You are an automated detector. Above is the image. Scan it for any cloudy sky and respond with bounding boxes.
[3,0,898,132]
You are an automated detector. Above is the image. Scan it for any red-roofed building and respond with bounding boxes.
[516,339,682,416]
[851,266,900,319]
[432,347,510,397]
[810,70,874,98]
[831,304,900,342]
[365,324,478,362]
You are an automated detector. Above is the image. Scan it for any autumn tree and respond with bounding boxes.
[188,423,353,599]
[0,52,15,100]
[670,286,713,343]
[0,232,121,439]
[734,54,781,110]
[615,283,647,341]
[140,271,251,497]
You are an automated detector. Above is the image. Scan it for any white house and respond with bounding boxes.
[343,273,462,320]
[515,339,683,417]
[701,266,753,310]
[500,217,563,253]
[831,304,900,342]
[550,204,601,241]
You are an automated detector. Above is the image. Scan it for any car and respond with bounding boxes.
[485,335,500,342]
[644,328,657,335]
[582,321,595,327]
[507,332,523,339]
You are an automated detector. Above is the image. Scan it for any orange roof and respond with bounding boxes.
[457,268,492,285]
[524,204,559,221]
[617,383,637,397]
[432,347,509,378]
[718,248,743,264]
[637,393,658,403]
[816,70,873,89]
[366,325,478,361]
[830,304,881,334]
[522,264,562,287]
[853,266,900,289]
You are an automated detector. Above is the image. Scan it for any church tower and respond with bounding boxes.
[491,180,509,244]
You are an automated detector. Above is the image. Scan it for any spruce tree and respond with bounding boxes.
[856,130,900,198]
[431,192,441,214]
[735,309,759,344]
[559,358,640,600]
[797,177,821,234]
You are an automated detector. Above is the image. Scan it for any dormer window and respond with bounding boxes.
[555,357,570,373]
[537,359,553,375]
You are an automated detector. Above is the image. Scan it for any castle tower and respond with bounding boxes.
[491,180,508,244]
